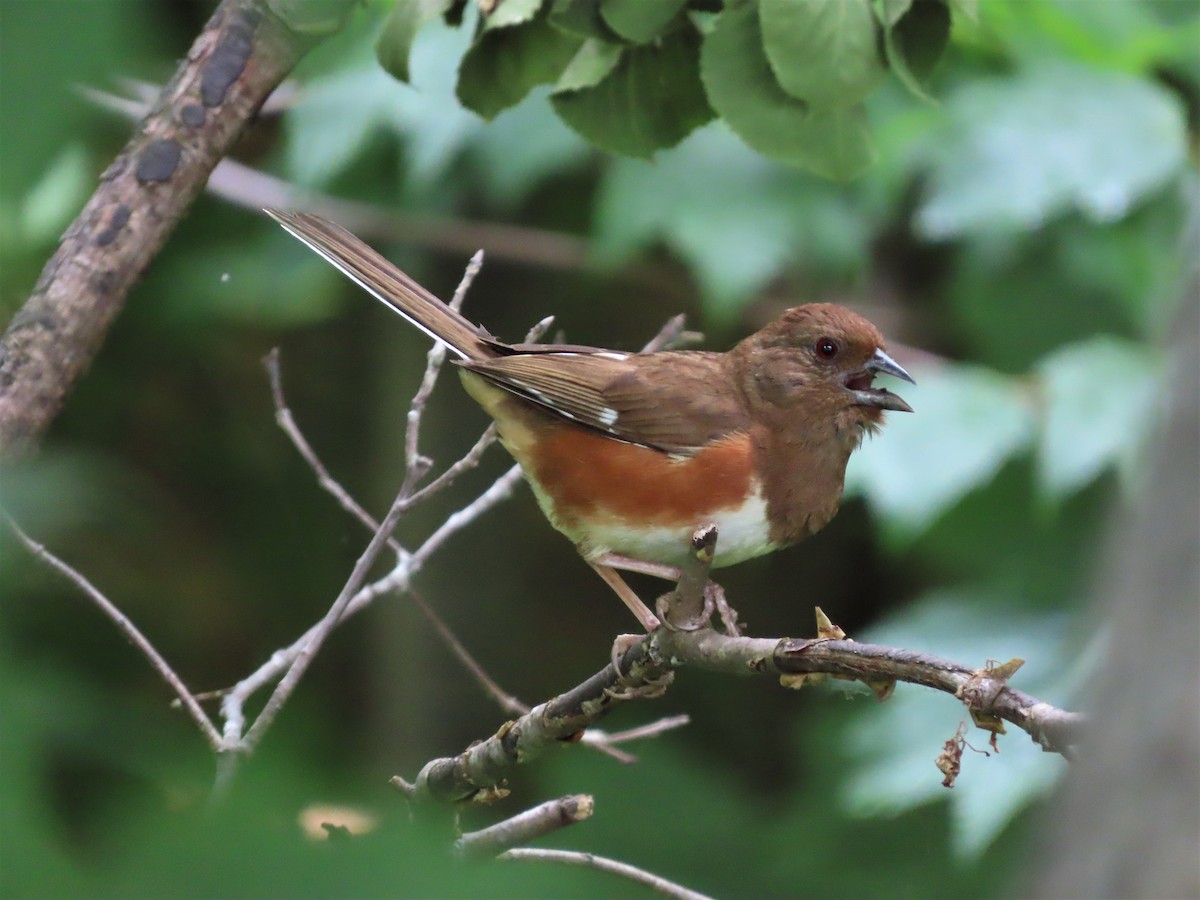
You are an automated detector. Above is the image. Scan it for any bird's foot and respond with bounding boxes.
[655,592,700,632]
[704,581,742,636]
[606,634,673,700]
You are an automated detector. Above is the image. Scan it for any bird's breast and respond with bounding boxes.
[461,370,780,566]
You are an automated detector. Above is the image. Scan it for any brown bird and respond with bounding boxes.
[268,210,914,631]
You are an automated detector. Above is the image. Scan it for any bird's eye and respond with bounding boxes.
[814,337,839,360]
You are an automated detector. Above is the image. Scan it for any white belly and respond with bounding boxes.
[566,489,778,569]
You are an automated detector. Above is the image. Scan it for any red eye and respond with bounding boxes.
[815,337,839,359]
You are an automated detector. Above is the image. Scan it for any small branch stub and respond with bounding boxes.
[457,794,594,858]
[659,525,718,630]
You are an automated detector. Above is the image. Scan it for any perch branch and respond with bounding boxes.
[406,625,1084,805]
[0,0,353,460]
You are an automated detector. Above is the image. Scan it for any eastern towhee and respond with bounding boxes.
[268,210,914,632]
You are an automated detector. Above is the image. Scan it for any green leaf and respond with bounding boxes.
[759,0,887,108]
[548,0,621,41]
[468,86,590,205]
[948,0,977,20]
[846,364,1035,537]
[287,23,479,188]
[599,0,689,43]
[874,0,913,27]
[700,0,875,179]
[285,61,397,187]
[1035,337,1163,500]
[881,0,950,102]
[550,27,713,158]
[375,0,453,83]
[19,144,90,245]
[483,0,543,27]
[595,124,874,320]
[267,0,356,35]
[917,64,1189,238]
[457,1,583,119]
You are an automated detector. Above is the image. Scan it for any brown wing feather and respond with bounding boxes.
[459,350,749,455]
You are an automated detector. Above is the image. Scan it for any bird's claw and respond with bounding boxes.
[606,633,674,699]
[705,581,742,636]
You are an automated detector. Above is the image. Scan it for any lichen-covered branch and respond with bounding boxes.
[0,0,354,459]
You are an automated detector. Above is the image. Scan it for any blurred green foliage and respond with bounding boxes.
[0,0,1196,897]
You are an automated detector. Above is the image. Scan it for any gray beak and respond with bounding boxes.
[867,348,915,385]
[846,348,915,413]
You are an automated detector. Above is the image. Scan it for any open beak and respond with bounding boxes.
[845,348,915,413]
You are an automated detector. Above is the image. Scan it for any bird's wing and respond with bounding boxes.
[458,351,750,455]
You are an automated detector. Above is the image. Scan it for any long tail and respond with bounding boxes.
[266,209,490,361]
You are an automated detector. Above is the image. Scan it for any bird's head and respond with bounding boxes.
[733,303,915,439]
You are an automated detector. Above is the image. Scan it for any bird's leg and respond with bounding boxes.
[593,553,683,582]
[587,562,661,632]
[586,563,674,698]
[595,550,741,635]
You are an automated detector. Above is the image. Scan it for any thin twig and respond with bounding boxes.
[405,465,524,573]
[240,474,416,752]
[4,516,224,751]
[590,714,691,745]
[265,348,385,538]
[401,425,499,512]
[457,795,593,857]
[401,250,484,496]
[409,587,528,717]
[640,313,704,353]
[218,463,524,740]
[577,713,692,763]
[500,848,714,900]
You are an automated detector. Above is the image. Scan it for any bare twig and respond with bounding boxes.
[659,525,716,629]
[4,516,224,751]
[240,453,440,753]
[405,464,524,574]
[457,795,593,857]
[250,277,564,726]
[588,714,691,745]
[266,348,383,537]
[500,848,714,900]
[640,313,704,353]
[575,713,692,763]
[401,250,484,495]
[218,462,524,742]
[0,0,353,460]
[409,587,528,718]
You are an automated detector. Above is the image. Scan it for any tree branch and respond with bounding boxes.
[457,795,593,858]
[408,624,1084,805]
[499,848,714,900]
[0,0,354,459]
